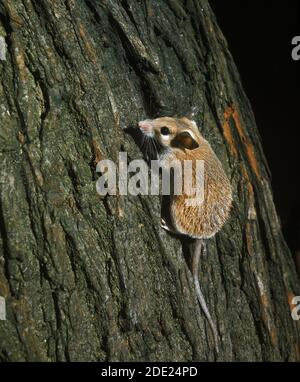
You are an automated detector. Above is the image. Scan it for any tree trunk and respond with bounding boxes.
[0,0,299,362]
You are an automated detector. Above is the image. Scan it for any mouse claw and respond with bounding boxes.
[161,218,171,232]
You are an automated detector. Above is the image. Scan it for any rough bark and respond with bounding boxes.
[0,0,299,362]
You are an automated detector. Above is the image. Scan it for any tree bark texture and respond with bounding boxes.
[0,0,299,362]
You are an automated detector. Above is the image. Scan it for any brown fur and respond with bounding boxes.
[139,117,232,239]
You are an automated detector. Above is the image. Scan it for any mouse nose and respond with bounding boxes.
[138,119,153,134]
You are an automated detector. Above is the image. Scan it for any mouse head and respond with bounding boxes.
[138,117,200,151]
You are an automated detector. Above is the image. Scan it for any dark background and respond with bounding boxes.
[209,0,300,262]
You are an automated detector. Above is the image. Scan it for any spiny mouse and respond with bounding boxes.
[137,116,232,352]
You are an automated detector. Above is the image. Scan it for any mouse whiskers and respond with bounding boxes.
[139,135,162,164]
[150,138,158,159]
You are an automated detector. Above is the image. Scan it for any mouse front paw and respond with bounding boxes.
[161,218,171,232]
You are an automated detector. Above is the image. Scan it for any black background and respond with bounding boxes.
[210,0,300,259]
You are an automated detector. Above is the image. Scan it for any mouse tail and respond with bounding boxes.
[192,239,219,353]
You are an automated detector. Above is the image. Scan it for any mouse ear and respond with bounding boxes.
[171,131,199,150]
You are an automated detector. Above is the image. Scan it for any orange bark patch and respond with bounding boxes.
[245,222,254,256]
[241,166,254,198]
[261,293,269,309]
[223,107,238,157]
[4,1,23,28]
[14,48,27,82]
[270,326,278,346]
[91,139,105,165]
[242,164,257,222]
[17,131,26,144]
[260,298,278,346]
[78,24,97,64]
[223,106,261,179]
[287,292,296,312]
[79,24,86,38]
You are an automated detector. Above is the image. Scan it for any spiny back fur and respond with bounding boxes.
[166,138,232,239]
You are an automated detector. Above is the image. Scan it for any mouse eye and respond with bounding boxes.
[160,126,170,136]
